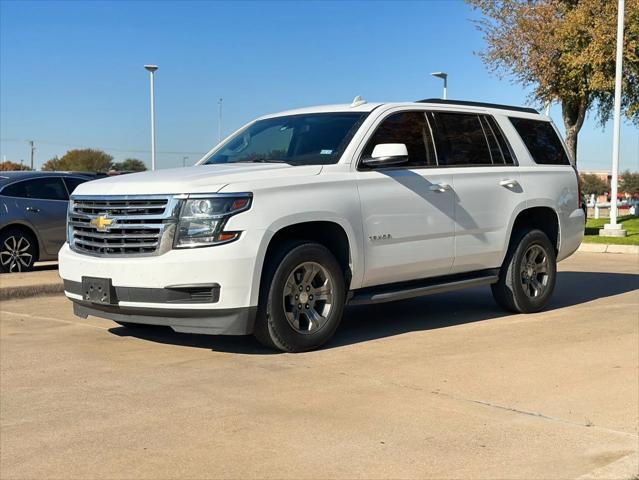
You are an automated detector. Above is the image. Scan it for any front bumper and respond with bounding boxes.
[72,301,257,335]
[59,230,265,335]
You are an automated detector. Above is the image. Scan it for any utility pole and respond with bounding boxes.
[218,98,223,144]
[28,140,35,170]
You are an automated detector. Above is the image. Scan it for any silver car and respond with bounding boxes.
[0,172,96,272]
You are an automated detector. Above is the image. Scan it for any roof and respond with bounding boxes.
[261,99,541,120]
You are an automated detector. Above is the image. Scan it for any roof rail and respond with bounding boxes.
[416,98,538,114]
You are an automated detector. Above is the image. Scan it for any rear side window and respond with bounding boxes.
[362,111,437,168]
[1,177,68,200]
[484,116,516,165]
[509,117,570,165]
[429,112,493,166]
[63,176,89,195]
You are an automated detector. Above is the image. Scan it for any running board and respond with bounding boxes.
[348,271,499,306]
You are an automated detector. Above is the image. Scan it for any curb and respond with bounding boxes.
[578,243,639,254]
[0,282,64,302]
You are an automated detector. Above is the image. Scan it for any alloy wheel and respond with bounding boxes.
[0,235,34,272]
[282,261,334,334]
[519,244,549,299]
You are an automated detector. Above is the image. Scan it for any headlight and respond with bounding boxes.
[174,194,252,248]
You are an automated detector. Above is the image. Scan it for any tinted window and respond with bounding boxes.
[2,177,68,200]
[509,117,570,165]
[63,176,89,194]
[480,116,504,164]
[430,112,493,166]
[485,116,516,165]
[362,111,436,168]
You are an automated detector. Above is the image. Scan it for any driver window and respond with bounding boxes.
[361,111,436,168]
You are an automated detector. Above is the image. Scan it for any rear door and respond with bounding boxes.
[356,110,455,287]
[2,177,70,256]
[428,111,524,273]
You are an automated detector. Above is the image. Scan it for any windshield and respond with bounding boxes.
[202,112,367,166]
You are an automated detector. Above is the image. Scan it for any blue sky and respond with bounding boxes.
[1,0,637,171]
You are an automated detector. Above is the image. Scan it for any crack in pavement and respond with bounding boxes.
[429,389,638,438]
[336,371,637,438]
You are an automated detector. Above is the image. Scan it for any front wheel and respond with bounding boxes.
[254,242,346,352]
[491,229,557,313]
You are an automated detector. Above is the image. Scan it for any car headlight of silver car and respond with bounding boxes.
[174,193,252,248]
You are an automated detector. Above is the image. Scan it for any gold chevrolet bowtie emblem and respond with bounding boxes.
[90,215,114,232]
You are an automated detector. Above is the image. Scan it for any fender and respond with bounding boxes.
[247,213,363,307]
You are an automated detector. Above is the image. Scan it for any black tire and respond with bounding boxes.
[0,227,37,273]
[491,229,557,313]
[254,241,346,352]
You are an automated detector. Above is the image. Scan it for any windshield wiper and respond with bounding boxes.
[234,159,288,164]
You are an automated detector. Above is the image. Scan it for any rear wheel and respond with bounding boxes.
[254,242,346,352]
[0,228,37,273]
[491,229,557,313]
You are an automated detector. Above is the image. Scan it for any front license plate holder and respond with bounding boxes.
[82,276,115,305]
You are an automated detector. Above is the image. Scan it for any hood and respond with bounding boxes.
[72,163,323,196]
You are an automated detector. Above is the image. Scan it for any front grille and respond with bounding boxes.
[69,196,179,256]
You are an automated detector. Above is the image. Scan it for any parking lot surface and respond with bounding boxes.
[1,252,638,479]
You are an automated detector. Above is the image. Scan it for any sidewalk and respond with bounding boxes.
[578,243,639,254]
[0,263,63,301]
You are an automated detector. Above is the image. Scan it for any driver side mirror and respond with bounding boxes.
[362,143,409,168]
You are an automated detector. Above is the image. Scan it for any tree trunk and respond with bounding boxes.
[561,97,588,165]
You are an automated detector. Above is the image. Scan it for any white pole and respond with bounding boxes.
[218,98,223,144]
[443,77,447,100]
[150,71,156,171]
[609,0,625,227]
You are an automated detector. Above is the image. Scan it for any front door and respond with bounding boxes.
[356,111,455,287]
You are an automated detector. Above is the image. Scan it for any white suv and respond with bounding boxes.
[60,98,585,352]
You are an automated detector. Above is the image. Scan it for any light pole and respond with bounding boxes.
[601,0,627,237]
[144,65,158,171]
[431,72,448,100]
[218,98,223,143]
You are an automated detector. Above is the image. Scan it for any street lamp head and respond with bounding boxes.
[431,71,447,80]
[144,65,159,72]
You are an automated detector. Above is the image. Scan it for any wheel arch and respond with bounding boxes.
[505,206,560,257]
[252,219,358,306]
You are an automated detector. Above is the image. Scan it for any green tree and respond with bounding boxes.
[467,0,639,163]
[0,160,31,171]
[620,170,639,195]
[42,149,113,172]
[112,158,147,172]
[580,173,608,197]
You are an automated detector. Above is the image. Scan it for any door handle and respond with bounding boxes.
[499,179,519,189]
[429,183,451,193]
[26,207,40,213]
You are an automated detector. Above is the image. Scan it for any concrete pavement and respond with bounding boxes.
[1,252,637,479]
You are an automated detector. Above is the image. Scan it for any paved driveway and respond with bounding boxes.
[1,252,637,479]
